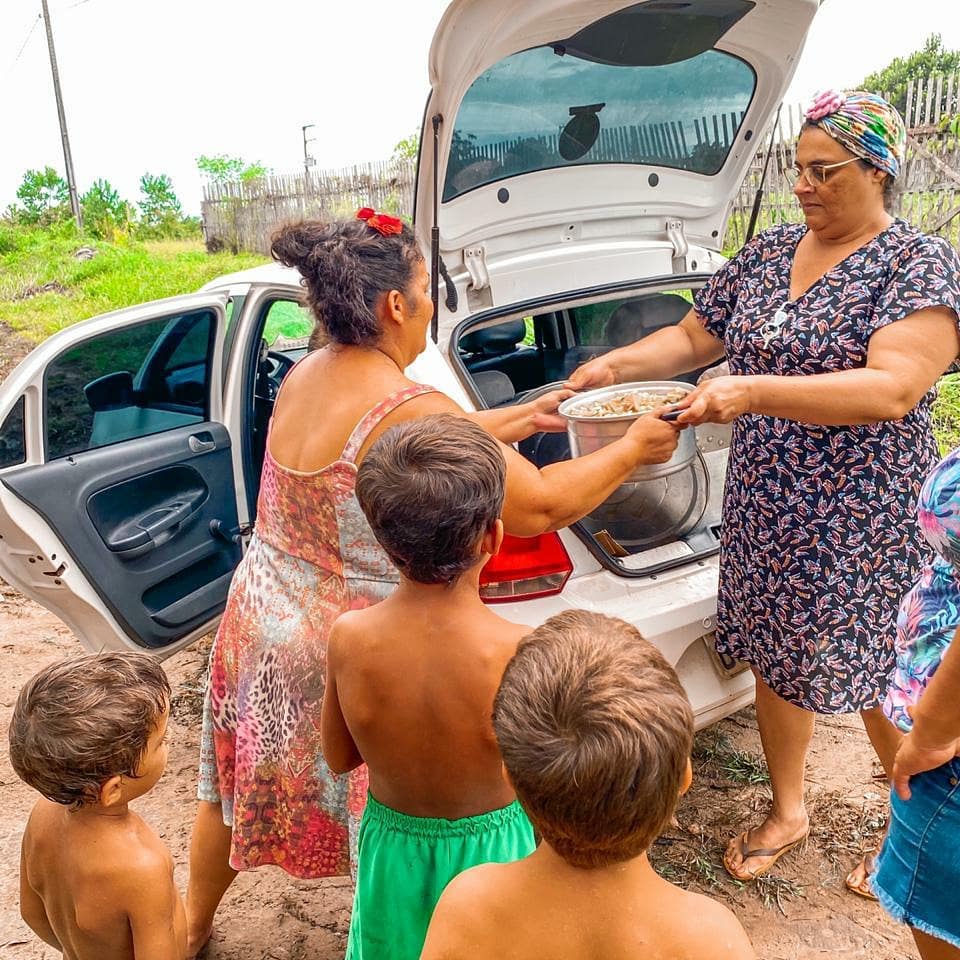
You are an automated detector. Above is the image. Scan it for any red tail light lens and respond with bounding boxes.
[479,533,573,603]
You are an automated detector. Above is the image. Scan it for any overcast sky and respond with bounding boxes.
[2,0,960,216]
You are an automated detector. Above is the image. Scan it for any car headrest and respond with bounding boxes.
[460,320,526,357]
[604,294,691,347]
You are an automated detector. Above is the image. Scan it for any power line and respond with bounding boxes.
[3,14,41,81]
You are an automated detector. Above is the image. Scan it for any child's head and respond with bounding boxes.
[8,651,171,809]
[356,414,506,585]
[493,610,694,869]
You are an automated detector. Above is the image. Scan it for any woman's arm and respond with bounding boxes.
[467,389,572,444]
[320,622,363,775]
[566,310,725,390]
[377,392,683,537]
[892,627,960,801]
[673,306,960,427]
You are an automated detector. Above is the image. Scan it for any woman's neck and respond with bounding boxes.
[808,209,893,247]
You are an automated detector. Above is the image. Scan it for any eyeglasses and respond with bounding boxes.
[785,157,860,187]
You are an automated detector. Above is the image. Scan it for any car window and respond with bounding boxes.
[0,396,26,469]
[444,7,756,201]
[263,299,313,347]
[45,308,215,461]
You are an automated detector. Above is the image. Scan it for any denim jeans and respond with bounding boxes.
[873,758,960,948]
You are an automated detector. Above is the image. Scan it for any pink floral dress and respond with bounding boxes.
[198,383,436,877]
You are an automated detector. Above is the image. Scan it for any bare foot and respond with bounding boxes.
[185,924,213,959]
[723,812,809,881]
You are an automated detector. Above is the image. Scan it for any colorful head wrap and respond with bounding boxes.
[804,89,906,179]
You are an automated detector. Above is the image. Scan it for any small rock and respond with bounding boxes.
[74,246,97,261]
[687,822,702,835]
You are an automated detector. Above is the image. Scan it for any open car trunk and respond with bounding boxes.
[451,278,730,577]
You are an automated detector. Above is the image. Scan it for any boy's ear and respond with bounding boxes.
[483,519,504,557]
[679,757,693,797]
[99,775,124,808]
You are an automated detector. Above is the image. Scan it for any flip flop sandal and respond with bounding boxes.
[723,830,808,881]
[845,852,879,901]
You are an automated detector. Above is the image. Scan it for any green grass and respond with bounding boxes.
[0,222,267,342]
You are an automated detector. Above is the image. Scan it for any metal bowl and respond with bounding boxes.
[558,381,696,481]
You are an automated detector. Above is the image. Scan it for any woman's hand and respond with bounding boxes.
[892,709,960,802]
[670,376,754,426]
[626,411,682,464]
[526,389,574,434]
[565,355,619,391]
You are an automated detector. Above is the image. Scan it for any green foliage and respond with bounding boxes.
[391,133,420,161]
[138,173,183,227]
[196,154,269,184]
[15,167,69,225]
[0,223,266,342]
[861,34,960,115]
[80,179,133,240]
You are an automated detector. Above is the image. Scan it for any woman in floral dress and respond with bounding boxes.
[184,211,681,956]
[569,90,960,887]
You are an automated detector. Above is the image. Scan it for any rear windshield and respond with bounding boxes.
[444,28,755,200]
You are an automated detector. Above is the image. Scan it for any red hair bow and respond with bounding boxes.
[356,207,403,236]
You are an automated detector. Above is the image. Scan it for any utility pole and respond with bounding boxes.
[302,124,317,180]
[40,0,82,228]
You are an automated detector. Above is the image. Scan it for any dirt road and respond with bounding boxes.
[0,586,917,960]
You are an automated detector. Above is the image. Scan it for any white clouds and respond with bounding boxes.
[2,0,959,216]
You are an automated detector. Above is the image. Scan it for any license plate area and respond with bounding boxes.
[704,633,750,679]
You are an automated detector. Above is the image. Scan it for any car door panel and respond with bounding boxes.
[0,292,250,654]
[2,423,240,648]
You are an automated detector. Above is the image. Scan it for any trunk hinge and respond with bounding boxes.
[463,245,490,291]
[666,219,689,273]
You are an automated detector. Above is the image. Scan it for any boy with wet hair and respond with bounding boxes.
[421,610,757,960]
[321,413,536,960]
[9,652,186,960]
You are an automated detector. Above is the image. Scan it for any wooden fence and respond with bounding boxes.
[201,160,415,254]
[203,73,960,256]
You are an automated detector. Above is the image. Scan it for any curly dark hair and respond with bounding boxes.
[270,216,423,347]
[8,651,170,808]
[356,414,506,585]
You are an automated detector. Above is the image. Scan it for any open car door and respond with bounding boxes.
[0,293,242,655]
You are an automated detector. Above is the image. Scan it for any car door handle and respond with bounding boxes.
[188,433,216,454]
[107,496,205,558]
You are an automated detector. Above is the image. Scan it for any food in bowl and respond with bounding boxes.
[568,386,688,419]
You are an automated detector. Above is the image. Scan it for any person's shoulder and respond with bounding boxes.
[672,890,755,958]
[109,826,175,901]
[726,223,801,265]
[422,862,513,959]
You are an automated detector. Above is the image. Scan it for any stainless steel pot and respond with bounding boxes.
[558,381,696,481]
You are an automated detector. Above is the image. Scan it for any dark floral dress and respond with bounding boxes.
[694,219,960,713]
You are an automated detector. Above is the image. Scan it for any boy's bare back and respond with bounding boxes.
[20,798,186,960]
[422,847,755,960]
[325,585,529,818]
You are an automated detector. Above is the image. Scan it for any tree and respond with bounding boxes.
[196,154,269,184]
[80,179,132,239]
[391,133,420,161]
[15,167,69,224]
[138,173,183,227]
[861,34,960,117]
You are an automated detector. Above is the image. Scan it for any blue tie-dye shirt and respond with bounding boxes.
[885,445,960,732]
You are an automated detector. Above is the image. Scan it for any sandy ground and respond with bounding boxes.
[0,587,918,960]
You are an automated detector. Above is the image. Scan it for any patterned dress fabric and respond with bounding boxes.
[198,383,436,877]
[885,445,960,732]
[694,219,960,713]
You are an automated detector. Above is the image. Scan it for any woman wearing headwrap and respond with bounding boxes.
[568,90,960,888]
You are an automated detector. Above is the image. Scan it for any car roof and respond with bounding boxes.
[200,261,303,291]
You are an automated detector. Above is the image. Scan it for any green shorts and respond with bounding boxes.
[346,793,535,960]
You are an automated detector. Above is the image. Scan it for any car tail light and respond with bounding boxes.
[479,533,573,603]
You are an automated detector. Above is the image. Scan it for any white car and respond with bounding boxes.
[0,0,819,729]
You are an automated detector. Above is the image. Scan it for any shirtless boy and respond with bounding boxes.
[9,652,185,960]
[421,610,757,960]
[321,414,535,960]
